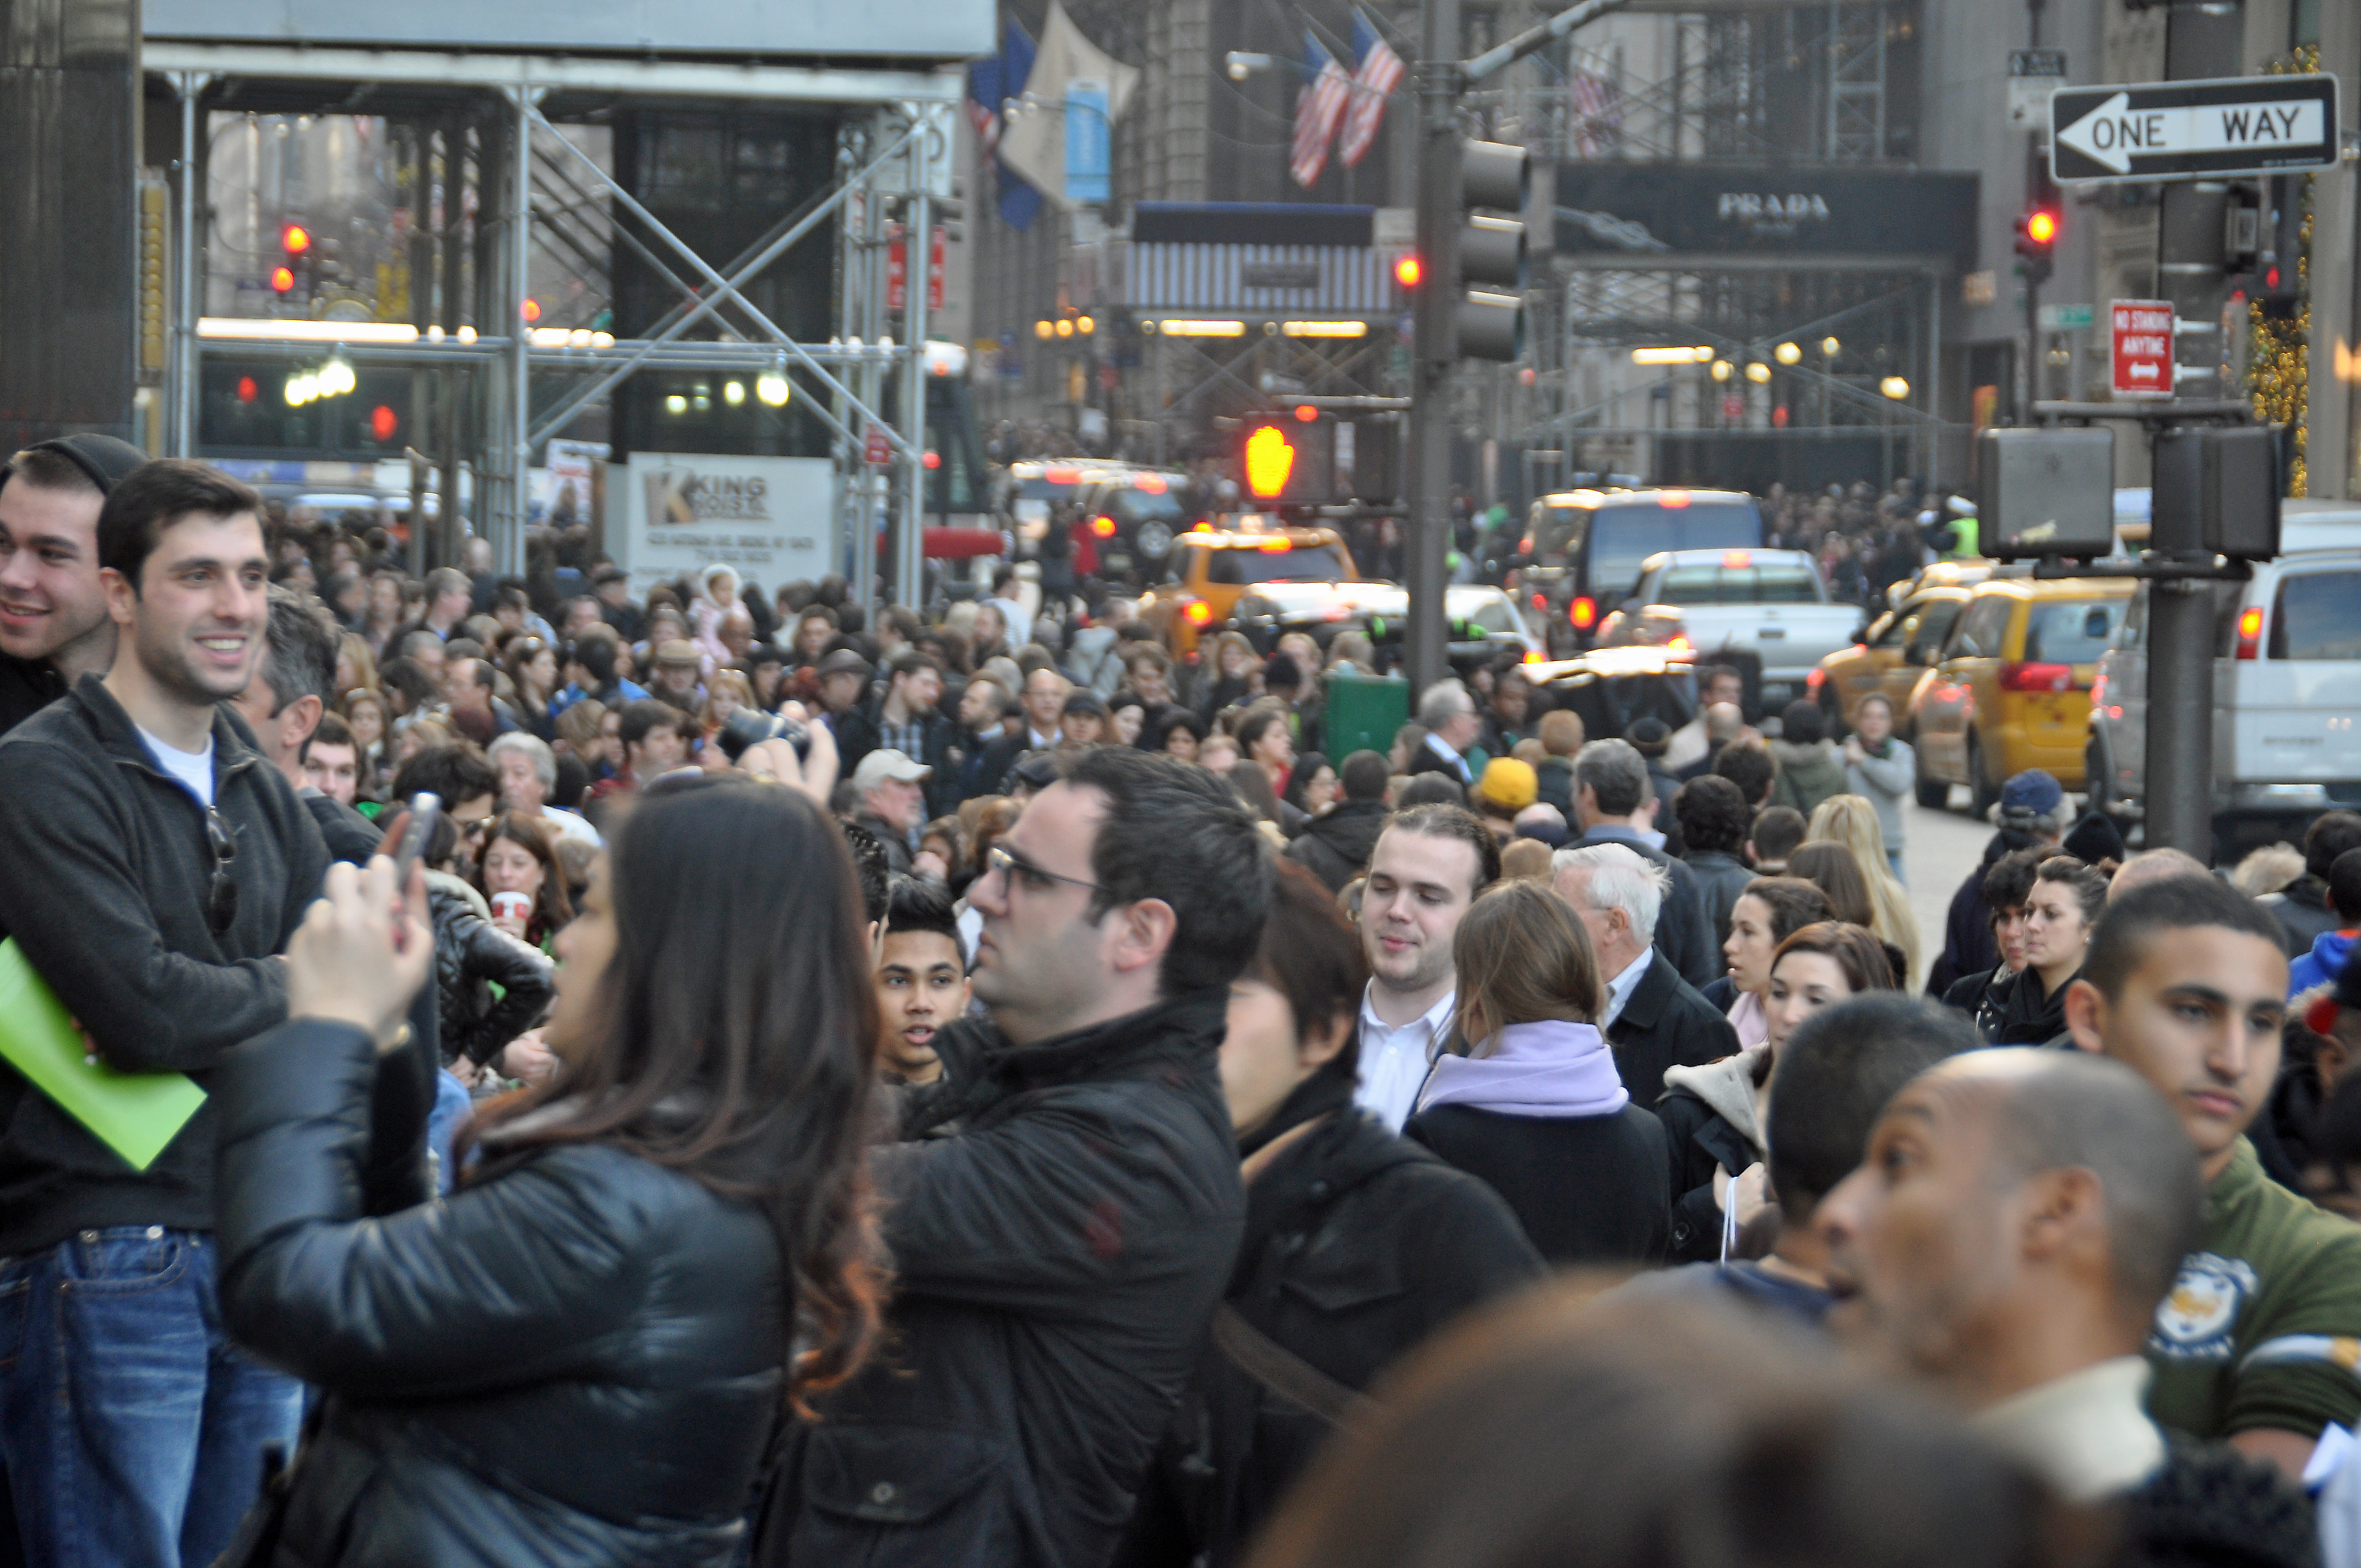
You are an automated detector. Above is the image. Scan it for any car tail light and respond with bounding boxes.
[1530,592,1547,611]
[1523,649,1546,665]
[1570,595,1598,629]
[1721,549,1753,568]
[2235,606,2264,660]
[1805,667,1825,692]
[1091,515,1117,538]
[1667,634,1692,651]
[1998,661,2075,693]
[2088,670,2107,707]
[1182,600,1215,627]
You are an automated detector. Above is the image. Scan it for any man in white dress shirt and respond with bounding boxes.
[1354,803,1499,1130]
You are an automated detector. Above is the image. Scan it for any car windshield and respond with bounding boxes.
[1653,562,1820,605]
[1207,544,1346,586]
[2270,571,2361,660]
[1106,489,1186,524]
[1591,500,1760,601]
[1534,505,1584,557]
[2022,599,2122,664]
[1454,596,1524,634]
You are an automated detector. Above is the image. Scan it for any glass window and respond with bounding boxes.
[1532,505,1585,558]
[1655,563,1820,605]
[2270,571,2361,661]
[1947,594,2015,660]
[1459,596,1521,634]
[1587,501,1760,601]
[1906,599,1963,661]
[1207,544,1346,586]
[2022,599,2123,665]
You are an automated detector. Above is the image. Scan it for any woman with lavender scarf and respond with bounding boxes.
[1405,881,1672,1265]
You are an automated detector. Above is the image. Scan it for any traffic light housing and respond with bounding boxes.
[2014,205,2058,285]
[1453,139,1527,362]
[2259,175,2303,320]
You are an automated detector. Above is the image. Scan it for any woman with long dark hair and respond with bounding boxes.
[210,777,883,1566]
[471,810,575,949]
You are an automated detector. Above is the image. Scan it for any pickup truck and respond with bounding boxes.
[1598,548,1865,712]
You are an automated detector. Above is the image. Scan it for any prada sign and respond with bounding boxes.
[1555,165,1978,271]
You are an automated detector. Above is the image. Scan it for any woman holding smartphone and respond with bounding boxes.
[209,775,882,1566]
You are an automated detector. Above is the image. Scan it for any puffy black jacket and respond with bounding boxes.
[1282,799,1389,893]
[426,875,554,1067]
[756,990,1246,1568]
[215,1019,787,1568]
[1116,1087,1543,1568]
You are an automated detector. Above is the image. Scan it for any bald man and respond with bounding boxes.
[1820,1050,2313,1563]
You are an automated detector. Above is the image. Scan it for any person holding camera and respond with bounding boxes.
[208,778,882,1565]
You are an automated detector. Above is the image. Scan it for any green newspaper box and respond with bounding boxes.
[1322,669,1409,763]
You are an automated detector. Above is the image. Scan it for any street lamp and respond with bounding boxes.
[1821,336,1841,358]
[1744,361,1771,384]
[1880,375,1911,400]
[1774,341,1801,365]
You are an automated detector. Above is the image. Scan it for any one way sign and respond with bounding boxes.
[2051,74,2338,182]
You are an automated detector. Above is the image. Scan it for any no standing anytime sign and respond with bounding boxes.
[2112,301,2174,400]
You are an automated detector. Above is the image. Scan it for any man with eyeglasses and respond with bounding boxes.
[759,748,1274,1568]
[0,459,329,1568]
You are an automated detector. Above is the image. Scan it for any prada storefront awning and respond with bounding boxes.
[1554,165,1978,275]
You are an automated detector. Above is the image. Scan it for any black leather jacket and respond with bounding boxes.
[214,1019,788,1568]
[426,876,554,1066]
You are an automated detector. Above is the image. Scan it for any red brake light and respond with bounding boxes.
[1667,635,1692,651]
[1722,549,1753,568]
[1658,489,1691,509]
[1183,600,1215,627]
[1293,405,1318,423]
[2235,606,2264,660]
[1998,661,2075,693]
[1571,595,1598,630]
[1044,464,1080,484]
[1805,667,1825,692]
[1522,649,1545,665]
[1190,521,1215,533]
[1091,515,1117,538]
[1530,592,1547,610]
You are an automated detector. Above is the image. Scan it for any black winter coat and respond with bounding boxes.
[426,878,554,1066]
[757,990,1247,1568]
[1282,799,1390,892]
[1115,1095,1542,1568]
[0,676,327,1255]
[834,698,969,820]
[1606,954,1740,1110]
[1976,963,2076,1048]
[215,1020,786,1567]
[1683,848,1756,952]
[1657,1054,1766,1264]
[1406,1101,1669,1266]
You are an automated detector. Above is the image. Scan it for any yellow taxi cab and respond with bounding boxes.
[1907,573,2133,815]
[1138,523,1361,658]
[1809,560,1993,729]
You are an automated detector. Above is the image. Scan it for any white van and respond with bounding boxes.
[2087,501,2361,854]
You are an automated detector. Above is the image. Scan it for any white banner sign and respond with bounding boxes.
[618,454,836,597]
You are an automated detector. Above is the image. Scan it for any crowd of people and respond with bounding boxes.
[4,435,2361,1568]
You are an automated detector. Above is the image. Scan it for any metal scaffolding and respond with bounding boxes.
[146,40,959,597]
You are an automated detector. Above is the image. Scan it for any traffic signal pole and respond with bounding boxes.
[1402,0,1630,693]
[1403,0,1463,695]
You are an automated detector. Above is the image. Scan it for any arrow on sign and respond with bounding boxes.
[2057,90,2326,175]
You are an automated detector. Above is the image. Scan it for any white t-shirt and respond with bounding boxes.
[137,722,216,808]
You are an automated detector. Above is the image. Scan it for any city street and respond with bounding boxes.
[1901,787,2007,972]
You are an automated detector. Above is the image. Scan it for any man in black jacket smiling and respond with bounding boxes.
[760,748,1274,1568]
[0,459,328,1568]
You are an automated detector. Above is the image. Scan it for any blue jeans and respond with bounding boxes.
[0,1227,302,1568]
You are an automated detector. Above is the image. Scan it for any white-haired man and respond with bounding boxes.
[1552,841,1738,1107]
[1406,678,1479,786]
[487,731,601,847]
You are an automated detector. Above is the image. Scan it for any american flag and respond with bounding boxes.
[1290,33,1353,189]
[1337,12,1405,169]
[1569,69,1623,157]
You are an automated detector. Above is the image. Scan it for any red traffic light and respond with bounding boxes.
[236,376,259,404]
[520,297,542,324]
[2025,209,2059,246]
[1293,404,1318,422]
[280,224,311,255]
[269,265,296,293]
[1393,253,1422,288]
[369,405,399,442]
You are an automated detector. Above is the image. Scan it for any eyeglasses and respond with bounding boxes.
[204,808,240,935]
[983,844,1101,898]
